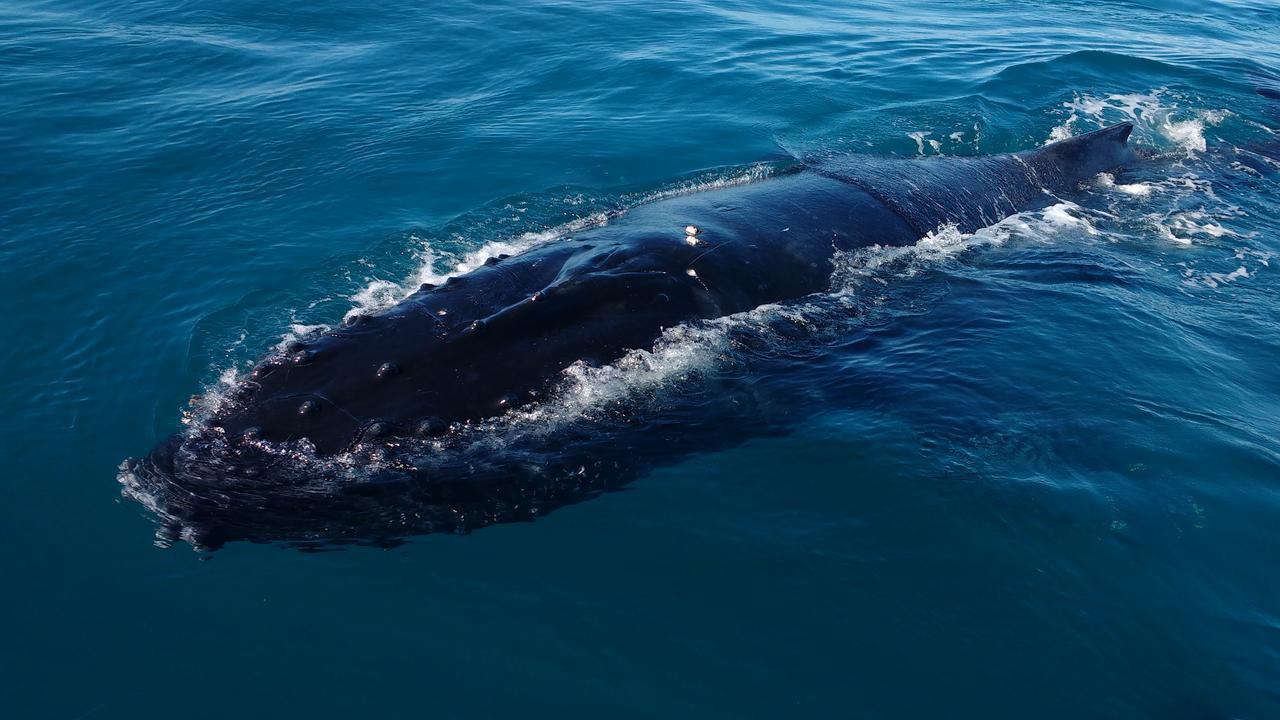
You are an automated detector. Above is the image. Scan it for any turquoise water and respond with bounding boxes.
[3,0,1280,716]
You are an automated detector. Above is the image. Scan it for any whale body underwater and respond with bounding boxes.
[123,123,1139,550]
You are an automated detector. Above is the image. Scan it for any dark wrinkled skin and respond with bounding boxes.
[123,123,1136,550]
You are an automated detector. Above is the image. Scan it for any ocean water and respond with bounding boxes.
[3,0,1279,716]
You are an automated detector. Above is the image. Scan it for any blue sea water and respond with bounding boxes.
[3,0,1280,716]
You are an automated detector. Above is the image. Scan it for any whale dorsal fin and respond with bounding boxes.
[1022,122,1135,180]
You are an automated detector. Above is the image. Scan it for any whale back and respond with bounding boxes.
[814,123,1135,235]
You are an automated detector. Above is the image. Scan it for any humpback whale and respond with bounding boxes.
[123,123,1136,550]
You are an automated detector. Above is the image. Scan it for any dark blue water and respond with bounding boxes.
[3,0,1279,716]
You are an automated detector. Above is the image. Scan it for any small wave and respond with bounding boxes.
[626,164,775,205]
[339,214,612,324]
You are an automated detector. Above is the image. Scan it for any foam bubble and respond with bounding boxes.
[1235,248,1272,267]
[1046,119,1076,144]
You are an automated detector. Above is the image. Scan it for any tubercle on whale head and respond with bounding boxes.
[208,328,529,456]
[212,306,458,453]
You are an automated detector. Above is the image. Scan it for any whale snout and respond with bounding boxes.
[121,419,460,551]
[120,432,234,551]
[122,422,363,551]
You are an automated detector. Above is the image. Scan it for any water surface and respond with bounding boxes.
[2,0,1279,717]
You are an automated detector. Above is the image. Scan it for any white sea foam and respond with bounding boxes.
[1184,264,1250,288]
[1045,90,1228,156]
[1042,202,1098,235]
[486,322,733,438]
[828,201,1100,294]
[1236,248,1272,267]
[1093,172,1155,197]
[274,322,330,352]
[1150,209,1238,245]
[181,366,243,426]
